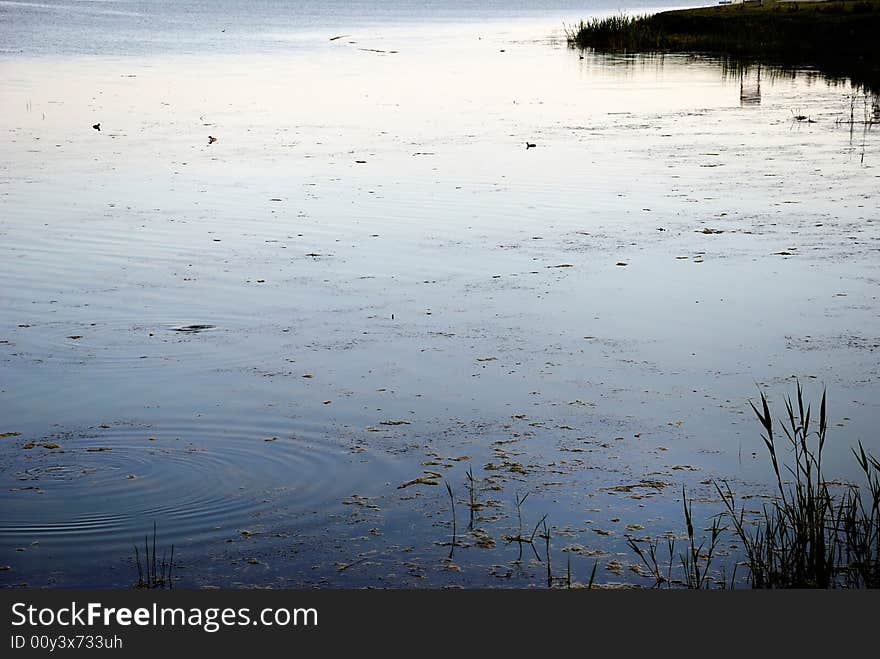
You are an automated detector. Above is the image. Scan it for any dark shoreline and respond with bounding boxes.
[567,0,880,91]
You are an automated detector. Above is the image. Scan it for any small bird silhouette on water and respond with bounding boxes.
[92,123,100,131]
[208,135,218,144]
[525,142,536,149]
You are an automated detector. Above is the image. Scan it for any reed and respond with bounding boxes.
[717,382,880,588]
[502,491,546,563]
[445,480,457,559]
[566,1,880,91]
[134,522,174,589]
[539,517,552,588]
[680,486,724,589]
[626,487,722,589]
[465,465,477,531]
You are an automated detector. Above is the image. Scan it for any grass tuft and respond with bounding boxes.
[625,381,878,589]
[716,382,880,588]
[134,522,174,589]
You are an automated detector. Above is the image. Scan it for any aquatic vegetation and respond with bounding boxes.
[500,492,548,565]
[133,522,174,589]
[716,383,880,588]
[566,1,880,91]
[623,383,879,589]
[465,466,477,531]
[564,14,660,52]
[445,480,457,559]
[626,487,726,589]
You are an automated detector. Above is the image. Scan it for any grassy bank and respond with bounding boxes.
[567,0,880,90]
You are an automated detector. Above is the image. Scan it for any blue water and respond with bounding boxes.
[0,0,708,56]
[2,0,877,589]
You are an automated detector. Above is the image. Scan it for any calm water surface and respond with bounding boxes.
[1,1,878,587]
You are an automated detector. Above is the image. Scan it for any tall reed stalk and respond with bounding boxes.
[717,382,880,588]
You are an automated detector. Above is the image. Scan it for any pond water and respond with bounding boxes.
[1,1,878,588]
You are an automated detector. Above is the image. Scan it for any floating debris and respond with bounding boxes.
[342,494,380,510]
[562,545,606,556]
[605,560,624,574]
[601,479,670,494]
[471,528,496,549]
[483,461,527,475]
[172,324,215,333]
[397,471,442,489]
[337,554,376,572]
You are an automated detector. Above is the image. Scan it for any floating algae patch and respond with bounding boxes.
[562,544,608,557]
[483,461,528,475]
[601,479,672,495]
[342,494,381,510]
[397,472,443,489]
[470,528,496,549]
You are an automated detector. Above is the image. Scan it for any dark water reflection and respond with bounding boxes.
[583,47,879,98]
[581,48,879,123]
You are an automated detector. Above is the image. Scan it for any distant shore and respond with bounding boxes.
[567,0,880,90]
